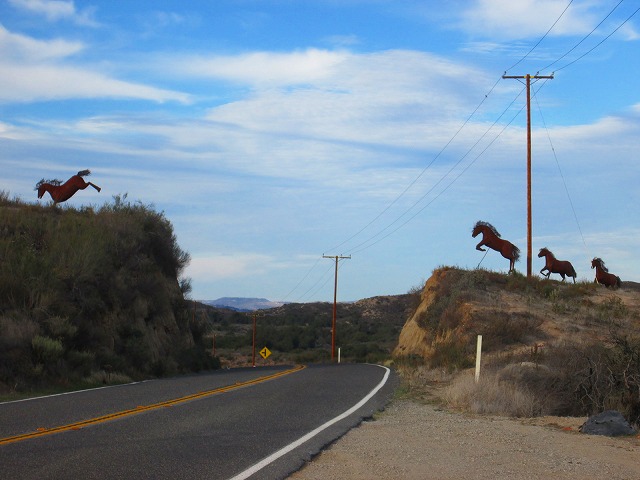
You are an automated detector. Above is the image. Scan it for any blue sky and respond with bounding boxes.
[1,0,639,302]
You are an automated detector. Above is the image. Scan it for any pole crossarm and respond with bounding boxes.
[322,254,351,362]
[501,73,553,278]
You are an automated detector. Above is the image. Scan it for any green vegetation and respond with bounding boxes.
[0,193,218,395]
[200,295,412,366]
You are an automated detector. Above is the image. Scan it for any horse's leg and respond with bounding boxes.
[88,182,101,192]
[475,240,486,252]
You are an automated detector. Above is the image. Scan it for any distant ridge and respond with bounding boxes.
[202,297,285,312]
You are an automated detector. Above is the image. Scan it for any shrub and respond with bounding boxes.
[31,335,64,365]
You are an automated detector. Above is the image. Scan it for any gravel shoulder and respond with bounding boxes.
[289,398,640,480]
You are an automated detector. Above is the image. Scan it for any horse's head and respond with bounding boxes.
[591,257,608,272]
[36,182,47,199]
[472,220,500,238]
[538,248,548,258]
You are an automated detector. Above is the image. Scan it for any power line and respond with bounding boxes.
[344,86,527,254]
[538,0,628,74]
[554,4,640,73]
[505,0,575,73]
[532,88,589,253]
[324,76,503,254]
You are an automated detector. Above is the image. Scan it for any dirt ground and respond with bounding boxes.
[289,398,640,480]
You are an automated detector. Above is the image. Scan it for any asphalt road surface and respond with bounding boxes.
[0,364,397,479]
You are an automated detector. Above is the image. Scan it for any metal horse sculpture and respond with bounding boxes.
[36,170,101,203]
[472,220,520,273]
[591,257,621,289]
[538,247,577,283]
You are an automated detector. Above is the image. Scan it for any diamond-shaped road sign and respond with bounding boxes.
[259,347,271,359]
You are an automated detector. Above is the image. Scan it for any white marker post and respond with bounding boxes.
[475,335,482,383]
[338,347,341,364]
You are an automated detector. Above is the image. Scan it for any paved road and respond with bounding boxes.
[0,364,397,479]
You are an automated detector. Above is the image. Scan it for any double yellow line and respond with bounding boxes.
[0,365,305,446]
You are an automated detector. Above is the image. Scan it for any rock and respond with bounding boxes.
[579,410,637,437]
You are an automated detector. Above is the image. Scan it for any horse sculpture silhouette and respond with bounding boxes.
[36,170,101,203]
[591,257,621,288]
[472,221,520,273]
[538,247,577,283]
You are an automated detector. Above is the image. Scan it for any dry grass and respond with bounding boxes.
[443,369,545,417]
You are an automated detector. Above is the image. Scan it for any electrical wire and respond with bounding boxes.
[505,0,575,73]
[554,4,640,73]
[538,0,627,74]
[532,87,589,253]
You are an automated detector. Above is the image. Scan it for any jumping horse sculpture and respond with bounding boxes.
[472,220,520,273]
[36,170,101,203]
[538,247,577,283]
[591,257,622,289]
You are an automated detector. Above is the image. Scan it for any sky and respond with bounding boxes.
[1,0,639,303]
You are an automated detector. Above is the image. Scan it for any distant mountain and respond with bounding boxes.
[202,297,285,312]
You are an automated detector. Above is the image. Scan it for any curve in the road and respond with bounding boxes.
[229,364,391,480]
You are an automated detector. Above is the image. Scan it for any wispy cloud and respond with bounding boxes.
[8,0,99,27]
[0,25,192,104]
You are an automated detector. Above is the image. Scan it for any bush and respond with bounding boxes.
[31,335,64,365]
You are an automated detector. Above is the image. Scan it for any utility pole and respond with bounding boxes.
[502,73,553,278]
[322,254,351,362]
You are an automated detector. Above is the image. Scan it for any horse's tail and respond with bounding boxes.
[77,169,91,177]
[570,264,577,278]
[616,276,622,288]
[512,244,521,262]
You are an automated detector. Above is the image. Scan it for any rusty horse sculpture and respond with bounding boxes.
[591,257,621,288]
[538,247,577,283]
[36,170,101,203]
[472,221,520,273]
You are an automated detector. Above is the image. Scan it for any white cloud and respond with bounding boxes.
[186,253,276,281]
[0,25,192,104]
[180,48,348,87]
[0,62,192,104]
[459,0,600,39]
[0,23,84,60]
[8,0,98,27]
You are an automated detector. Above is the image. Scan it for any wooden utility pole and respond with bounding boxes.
[502,73,553,277]
[322,254,351,362]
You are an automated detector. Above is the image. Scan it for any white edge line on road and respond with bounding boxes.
[228,364,391,480]
[0,380,147,405]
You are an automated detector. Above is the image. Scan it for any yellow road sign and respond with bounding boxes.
[259,347,271,359]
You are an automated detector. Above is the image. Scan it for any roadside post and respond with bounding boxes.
[475,335,482,383]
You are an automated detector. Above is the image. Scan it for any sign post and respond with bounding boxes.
[475,335,483,383]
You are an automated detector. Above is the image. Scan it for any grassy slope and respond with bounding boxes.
[0,194,217,394]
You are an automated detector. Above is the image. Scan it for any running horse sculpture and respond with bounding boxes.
[591,257,622,289]
[538,247,577,283]
[36,170,101,203]
[472,220,520,273]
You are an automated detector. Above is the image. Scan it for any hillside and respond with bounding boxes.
[202,297,285,311]
[196,294,414,366]
[0,194,217,394]
[394,266,640,423]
